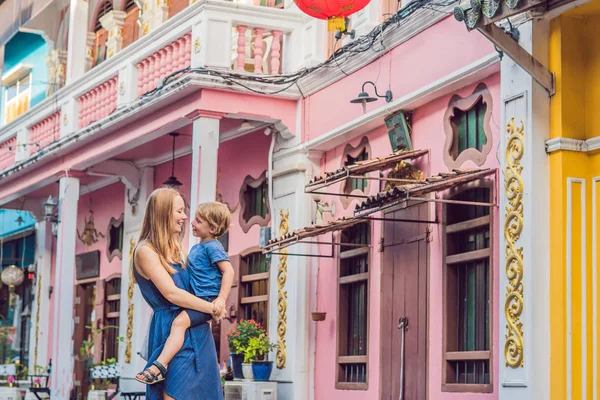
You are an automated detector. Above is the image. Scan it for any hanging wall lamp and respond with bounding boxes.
[350,81,393,114]
[162,132,183,187]
[43,195,60,236]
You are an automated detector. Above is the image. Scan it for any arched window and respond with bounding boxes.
[93,0,113,66]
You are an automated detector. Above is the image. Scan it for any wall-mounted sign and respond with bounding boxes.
[76,250,100,281]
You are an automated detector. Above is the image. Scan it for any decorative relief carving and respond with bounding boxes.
[33,271,42,368]
[504,117,524,368]
[125,236,137,363]
[276,209,289,369]
[78,210,105,246]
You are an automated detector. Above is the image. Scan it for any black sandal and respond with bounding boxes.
[135,361,168,385]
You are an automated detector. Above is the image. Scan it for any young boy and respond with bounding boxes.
[137,201,235,384]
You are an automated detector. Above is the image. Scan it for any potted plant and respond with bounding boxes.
[227,319,263,381]
[247,333,277,381]
[6,376,14,388]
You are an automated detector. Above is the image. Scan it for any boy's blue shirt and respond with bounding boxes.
[187,239,229,298]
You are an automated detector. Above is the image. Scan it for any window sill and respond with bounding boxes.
[441,383,493,393]
[335,382,368,391]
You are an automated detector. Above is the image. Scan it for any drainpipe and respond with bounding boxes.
[266,127,276,239]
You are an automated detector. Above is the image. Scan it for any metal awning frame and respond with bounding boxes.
[263,214,438,256]
[264,168,499,257]
[304,149,430,195]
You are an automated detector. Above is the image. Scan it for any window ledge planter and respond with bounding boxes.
[311,311,326,321]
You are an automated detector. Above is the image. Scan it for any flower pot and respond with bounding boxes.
[241,363,254,381]
[230,353,245,380]
[251,361,273,381]
[311,311,327,321]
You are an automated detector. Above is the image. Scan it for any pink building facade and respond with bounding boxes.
[0,0,504,398]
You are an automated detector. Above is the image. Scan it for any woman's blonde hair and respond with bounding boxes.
[136,187,185,275]
[196,202,231,237]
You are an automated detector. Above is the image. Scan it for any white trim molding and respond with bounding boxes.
[545,136,600,153]
[566,177,587,400]
[593,176,599,400]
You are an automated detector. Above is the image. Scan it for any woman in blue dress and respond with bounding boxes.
[131,187,224,400]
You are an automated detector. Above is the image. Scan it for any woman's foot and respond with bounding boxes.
[135,361,168,385]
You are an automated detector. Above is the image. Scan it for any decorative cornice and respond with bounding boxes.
[545,137,600,153]
[184,109,227,120]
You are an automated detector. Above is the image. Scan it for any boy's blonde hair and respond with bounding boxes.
[196,202,231,237]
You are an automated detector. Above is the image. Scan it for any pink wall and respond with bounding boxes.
[75,182,125,280]
[313,74,501,400]
[152,130,272,255]
[217,130,272,256]
[303,17,495,142]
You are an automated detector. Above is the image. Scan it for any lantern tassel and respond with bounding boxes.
[328,16,346,32]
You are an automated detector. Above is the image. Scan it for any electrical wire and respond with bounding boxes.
[2,0,457,155]
[136,0,457,99]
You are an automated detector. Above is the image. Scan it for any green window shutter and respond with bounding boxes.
[476,102,487,151]
[456,110,467,154]
[454,98,487,156]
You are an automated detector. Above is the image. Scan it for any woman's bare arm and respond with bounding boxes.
[136,245,215,314]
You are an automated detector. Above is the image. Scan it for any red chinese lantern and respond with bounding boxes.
[293,0,371,32]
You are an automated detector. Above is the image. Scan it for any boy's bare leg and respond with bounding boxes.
[135,311,191,381]
[157,311,191,368]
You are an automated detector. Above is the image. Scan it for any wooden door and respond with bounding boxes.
[381,205,428,400]
[72,283,96,400]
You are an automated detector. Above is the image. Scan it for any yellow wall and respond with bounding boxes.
[549,4,600,399]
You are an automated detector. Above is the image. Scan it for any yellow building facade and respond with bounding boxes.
[549,1,600,398]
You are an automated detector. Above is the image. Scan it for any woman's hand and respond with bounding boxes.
[213,297,226,315]
[211,307,227,321]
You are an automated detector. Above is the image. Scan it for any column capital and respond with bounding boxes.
[85,32,96,72]
[45,49,68,95]
[185,110,227,121]
[101,10,127,58]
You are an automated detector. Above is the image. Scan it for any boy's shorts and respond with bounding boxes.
[184,295,217,327]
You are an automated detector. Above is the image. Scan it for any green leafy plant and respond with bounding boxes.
[79,325,121,362]
[243,333,277,363]
[226,319,264,354]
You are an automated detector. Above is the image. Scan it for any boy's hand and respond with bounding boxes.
[213,297,227,315]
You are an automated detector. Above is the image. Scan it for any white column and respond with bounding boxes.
[118,167,154,393]
[268,146,313,400]
[66,0,90,84]
[28,221,53,374]
[189,114,220,249]
[50,175,80,399]
[498,19,551,400]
